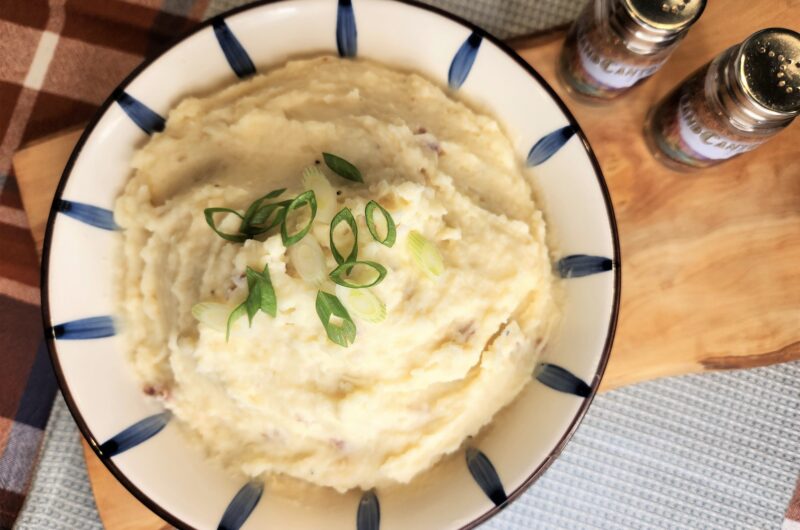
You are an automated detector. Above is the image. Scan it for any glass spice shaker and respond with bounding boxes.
[558,0,706,101]
[644,28,800,170]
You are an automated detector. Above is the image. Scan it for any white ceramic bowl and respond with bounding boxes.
[41,1,620,528]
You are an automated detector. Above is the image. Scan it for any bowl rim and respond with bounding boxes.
[40,1,622,528]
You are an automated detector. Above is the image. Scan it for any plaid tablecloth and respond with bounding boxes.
[0,1,581,527]
[0,1,198,525]
[1,1,799,529]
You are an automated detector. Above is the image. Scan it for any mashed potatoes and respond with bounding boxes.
[115,56,556,492]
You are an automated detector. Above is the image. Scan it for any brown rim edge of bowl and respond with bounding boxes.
[39,1,622,529]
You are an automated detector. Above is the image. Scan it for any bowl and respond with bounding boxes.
[41,1,620,528]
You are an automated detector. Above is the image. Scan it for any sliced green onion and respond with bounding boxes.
[240,189,286,231]
[204,208,247,242]
[244,285,261,324]
[329,260,387,289]
[302,166,337,223]
[191,302,231,332]
[244,201,290,235]
[224,263,277,340]
[281,190,317,246]
[316,290,357,347]
[322,152,363,183]
[244,263,277,320]
[336,284,386,323]
[207,189,287,242]
[253,203,289,231]
[226,302,247,341]
[287,236,327,286]
[264,188,287,199]
[406,230,444,277]
[365,200,396,247]
[329,207,358,265]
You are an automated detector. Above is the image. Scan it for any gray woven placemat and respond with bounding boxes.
[205,0,585,39]
[13,395,102,530]
[17,362,800,530]
[485,361,800,530]
[15,1,800,528]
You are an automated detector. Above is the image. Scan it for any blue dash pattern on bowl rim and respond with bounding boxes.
[41,1,620,529]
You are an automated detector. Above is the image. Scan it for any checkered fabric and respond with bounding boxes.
[0,2,582,527]
[0,1,207,526]
[1,1,799,529]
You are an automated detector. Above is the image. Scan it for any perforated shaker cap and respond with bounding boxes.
[738,28,800,115]
[626,0,705,31]
[611,0,706,53]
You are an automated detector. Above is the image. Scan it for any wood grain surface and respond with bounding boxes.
[11,0,800,527]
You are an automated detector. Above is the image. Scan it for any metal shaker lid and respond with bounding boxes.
[625,0,705,31]
[738,28,800,115]
[610,0,706,53]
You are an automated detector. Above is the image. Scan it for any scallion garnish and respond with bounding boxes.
[241,188,286,228]
[329,207,358,265]
[322,153,363,183]
[202,158,405,346]
[226,263,277,340]
[191,302,231,332]
[329,260,387,289]
[336,284,386,323]
[204,208,247,242]
[205,188,287,242]
[225,304,247,341]
[244,265,278,321]
[406,230,444,277]
[302,166,336,223]
[365,200,396,247]
[281,190,317,246]
[287,236,327,286]
[315,290,357,347]
[242,201,290,235]
[264,188,287,199]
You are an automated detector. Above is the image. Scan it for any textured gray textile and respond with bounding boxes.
[16,363,800,529]
[15,1,800,529]
[13,395,102,530]
[416,0,585,39]
[205,0,586,39]
[485,361,800,530]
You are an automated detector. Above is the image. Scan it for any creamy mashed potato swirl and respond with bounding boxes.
[115,57,557,492]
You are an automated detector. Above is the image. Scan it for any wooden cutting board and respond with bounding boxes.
[11,1,800,527]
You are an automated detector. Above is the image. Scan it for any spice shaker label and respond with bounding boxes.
[677,93,766,160]
[576,24,665,89]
